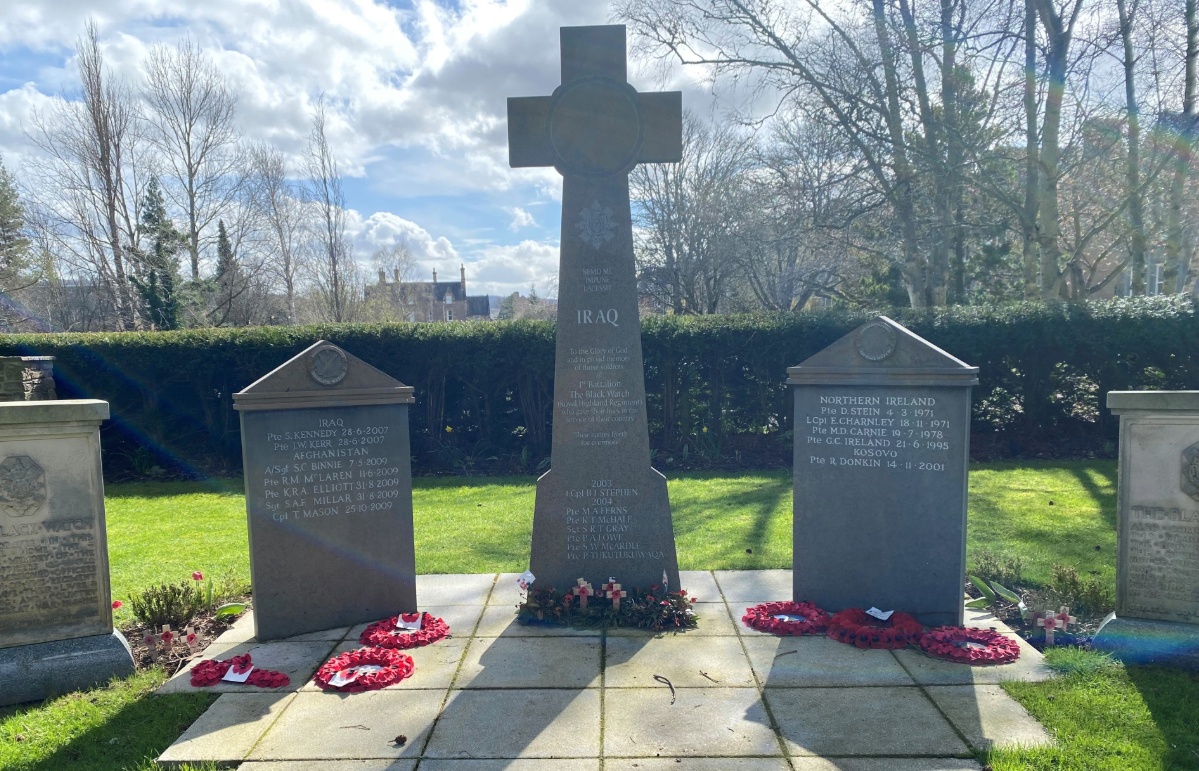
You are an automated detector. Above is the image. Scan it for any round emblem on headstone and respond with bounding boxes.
[1181,441,1199,501]
[307,345,348,387]
[0,455,46,518]
[549,77,644,178]
[855,322,897,362]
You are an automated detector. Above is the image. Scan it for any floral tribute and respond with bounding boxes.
[741,601,831,636]
[826,608,924,649]
[919,626,1021,665]
[313,647,415,692]
[358,612,450,649]
[190,653,291,688]
[518,578,698,631]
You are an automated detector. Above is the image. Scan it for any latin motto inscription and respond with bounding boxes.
[260,415,403,522]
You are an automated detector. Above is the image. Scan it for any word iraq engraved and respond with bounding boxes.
[508,25,682,592]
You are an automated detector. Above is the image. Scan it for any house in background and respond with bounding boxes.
[365,264,491,322]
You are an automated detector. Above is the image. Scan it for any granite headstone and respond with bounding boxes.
[508,25,683,592]
[233,341,417,641]
[1092,391,1199,668]
[788,316,977,626]
[0,400,134,707]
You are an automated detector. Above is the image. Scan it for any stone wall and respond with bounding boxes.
[0,357,55,402]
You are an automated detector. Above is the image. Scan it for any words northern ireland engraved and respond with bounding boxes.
[799,393,953,472]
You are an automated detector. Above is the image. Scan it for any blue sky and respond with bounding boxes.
[0,0,717,298]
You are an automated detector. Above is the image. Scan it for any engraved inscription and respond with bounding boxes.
[799,392,953,472]
[259,415,403,522]
[564,479,663,561]
[308,346,349,386]
[577,201,616,249]
[1124,504,1199,620]
[855,322,897,361]
[0,516,98,625]
[0,455,46,518]
[1181,441,1199,502]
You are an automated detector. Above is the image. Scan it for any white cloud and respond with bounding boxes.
[466,239,560,297]
[348,209,460,265]
[506,206,536,231]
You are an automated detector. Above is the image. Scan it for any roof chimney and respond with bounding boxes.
[378,268,386,285]
[433,269,438,283]
[393,268,399,283]
[460,263,467,294]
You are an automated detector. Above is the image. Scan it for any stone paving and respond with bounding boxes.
[156,571,1055,769]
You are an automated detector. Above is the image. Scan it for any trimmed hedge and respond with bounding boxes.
[0,296,1194,479]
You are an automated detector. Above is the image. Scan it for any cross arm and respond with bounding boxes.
[636,91,683,164]
[508,96,554,168]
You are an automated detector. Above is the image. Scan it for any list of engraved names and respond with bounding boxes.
[258,413,403,522]
[564,479,663,562]
[0,516,98,622]
[800,392,953,472]
[1125,504,1199,618]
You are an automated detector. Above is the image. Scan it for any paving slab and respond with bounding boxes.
[765,687,970,756]
[603,687,781,757]
[474,606,602,638]
[208,610,348,644]
[679,570,721,601]
[789,761,982,770]
[239,762,417,770]
[893,634,1055,685]
[925,684,1055,750]
[247,689,445,761]
[606,760,791,771]
[604,634,756,687]
[156,639,337,694]
[424,688,601,758]
[418,759,599,770]
[490,572,529,607]
[299,638,469,692]
[455,635,601,689]
[418,573,496,605]
[157,692,294,765]
[713,569,793,602]
[345,605,484,643]
[743,636,915,688]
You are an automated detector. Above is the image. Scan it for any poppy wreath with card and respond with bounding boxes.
[741,601,831,635]
[189,653,291,688]
[358,612,450,649]
[826,608,925,649]
[314,647,415,692]
[919,626,1021,665]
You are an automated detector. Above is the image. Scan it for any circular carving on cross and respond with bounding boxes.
[549,77,644,178]
[855,322,898,362]
[0,455,46,518]
[307,345,348,386]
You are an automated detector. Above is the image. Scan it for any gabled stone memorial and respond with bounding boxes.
[0,400,134,707]
[508,25,682,591]
[1092,391,1199,668]
[789,317,977,626]
[234,341,417,641]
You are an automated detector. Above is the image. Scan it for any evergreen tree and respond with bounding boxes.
[208,219,244,326]
[0,155,30,289]
[132,177,184,330]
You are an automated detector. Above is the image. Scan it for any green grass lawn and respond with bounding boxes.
[6,460,1190,771]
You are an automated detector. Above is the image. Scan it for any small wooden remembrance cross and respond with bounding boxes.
[508,25,683,593]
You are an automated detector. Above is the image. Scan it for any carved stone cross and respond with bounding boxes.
[507,25,682,593]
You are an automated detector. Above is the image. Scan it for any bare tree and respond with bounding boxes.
[304,97,358,322]
[142,37,243,281]
[25,20,145,330]
[247,141,305,323]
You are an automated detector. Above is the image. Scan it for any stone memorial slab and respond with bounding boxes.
[508,25,682,592]
[788,317,977,626]
[0,400,134,707]
[234,341,417,641]
[1093,391,1199,668]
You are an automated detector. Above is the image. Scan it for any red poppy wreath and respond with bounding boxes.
[358,612,450,649]
[742,601,830,635]
[919,626,1021,665]
[826,608,924,649]
[314,647,415,692]
[189,653,291,688]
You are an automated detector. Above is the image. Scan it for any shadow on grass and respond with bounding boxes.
[670,471,790,568]
[1125,665,1199,770]
[105,478,244,499]
[1065,460,1118,529]
[2,689,215,771]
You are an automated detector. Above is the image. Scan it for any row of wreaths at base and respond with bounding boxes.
[189,612,450,692]
[743,601,1021,665]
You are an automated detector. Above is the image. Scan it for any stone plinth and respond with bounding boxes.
[788,317,977,626]
[1092,391,1199,667]
[0,399,133,706]
[234,341,417,642]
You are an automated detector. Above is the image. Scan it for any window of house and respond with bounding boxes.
[446,309,454,321]
[444,291,452,304]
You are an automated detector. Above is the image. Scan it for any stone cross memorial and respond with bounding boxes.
[0,400,134,707]
[508,25,682,592]
[1093,391,1199,668]
[788,317,977,626]
[234,341,417,641]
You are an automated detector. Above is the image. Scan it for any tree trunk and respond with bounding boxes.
[1118,0,1147,295]
[1023,0,1040,300]
[1167,0,1198,293]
